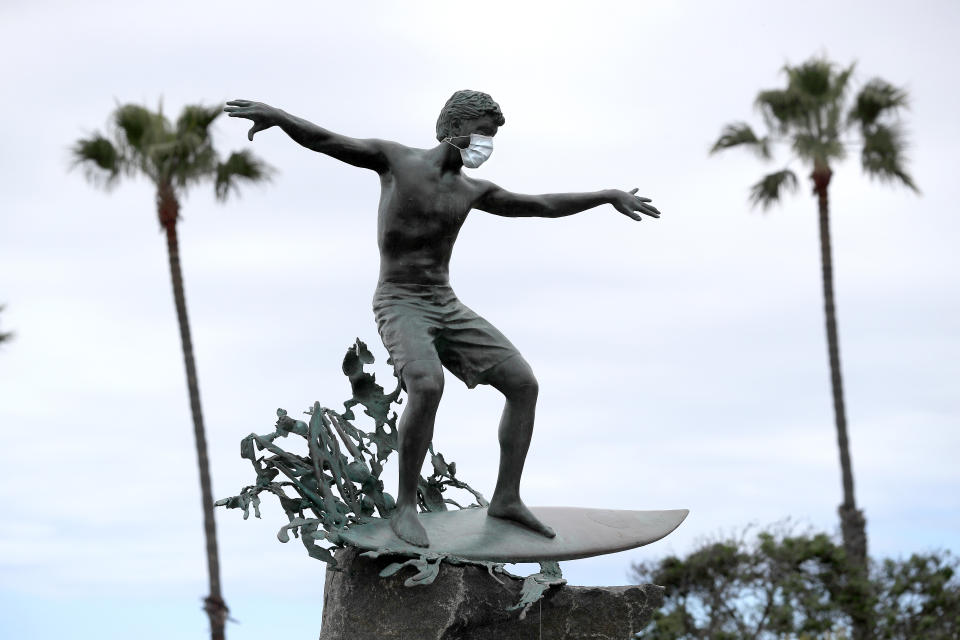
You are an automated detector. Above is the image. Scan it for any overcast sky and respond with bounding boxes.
[2,1,958,638]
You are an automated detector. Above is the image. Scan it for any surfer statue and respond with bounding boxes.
[225,91,661,548]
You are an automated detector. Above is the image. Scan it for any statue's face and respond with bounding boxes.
[448,115,500,149]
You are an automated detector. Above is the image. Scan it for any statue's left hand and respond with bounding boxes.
[612,188,661,221]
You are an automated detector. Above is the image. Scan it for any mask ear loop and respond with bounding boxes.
[442,134,469,149]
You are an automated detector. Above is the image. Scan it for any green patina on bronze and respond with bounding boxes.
[507,561,567,619]
[223,92,661,550]
[218,90,669,617]
[217,339,561,613]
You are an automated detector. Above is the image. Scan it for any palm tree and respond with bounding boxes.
[71,102,272,640]
[710,56,917,638]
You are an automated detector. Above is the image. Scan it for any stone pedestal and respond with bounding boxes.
[319,547,662,640]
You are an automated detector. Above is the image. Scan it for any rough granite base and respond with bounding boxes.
[319,547,663,640]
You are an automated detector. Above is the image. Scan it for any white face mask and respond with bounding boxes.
[445,133,494,168]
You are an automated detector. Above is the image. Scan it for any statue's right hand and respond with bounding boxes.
[224,99,279,141]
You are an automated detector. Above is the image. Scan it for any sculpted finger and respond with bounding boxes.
[225,104,253,115]
[629,187,639,194]
[635,196,652,202]
[226,99,251,107]
[248,123,265,141]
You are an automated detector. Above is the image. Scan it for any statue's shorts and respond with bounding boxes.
[372,282,521,388]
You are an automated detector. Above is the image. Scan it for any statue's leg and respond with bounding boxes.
[391,359,444,547]
[484,356,556,538]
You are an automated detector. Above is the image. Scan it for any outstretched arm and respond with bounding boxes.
[475,183,661,221]
[224,99,389,172]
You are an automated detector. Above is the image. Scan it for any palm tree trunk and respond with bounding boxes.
[160,189,228,640]
[813,168,871,638]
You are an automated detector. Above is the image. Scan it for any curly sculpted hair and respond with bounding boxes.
[435,90,505,141]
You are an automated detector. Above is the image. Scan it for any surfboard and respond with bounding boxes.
[337,506,689,563]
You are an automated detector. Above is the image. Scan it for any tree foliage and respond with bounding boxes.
[631,524,959,639]
[70,101,273,215]
[710,56,918,207]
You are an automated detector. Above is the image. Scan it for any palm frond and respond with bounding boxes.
[710,122,771,159]
[748,169,799,211]
[165,104,224,188]
[215,150,275,201]
[848,79,908,129]
[114,104,167,153]
[792,132,845,165]
[756,57,855,163]
[831,63,856,102]
[785,58,834,100]
[754,89,805,134]
[825,99,845,141]
[169,140,218,190]
[176,104,221,140]
[826,63,856,140]
[861,123,918,192]
[785,58,855,104]
[70,133,123,189]
[144,128,216,189]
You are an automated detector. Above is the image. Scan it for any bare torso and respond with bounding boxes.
[376,144,484,285]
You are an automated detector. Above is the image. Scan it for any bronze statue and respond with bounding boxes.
[225,90,661,548]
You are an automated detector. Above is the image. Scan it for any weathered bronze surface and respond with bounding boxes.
[224,91,662,549]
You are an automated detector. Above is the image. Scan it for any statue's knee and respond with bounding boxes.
[517,377,539,400]
[403,361,444,402]
[490,356,539,401]
[507,371,538,402]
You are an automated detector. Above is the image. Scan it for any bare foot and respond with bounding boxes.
[488,498,556,538]
[390,505,430,547]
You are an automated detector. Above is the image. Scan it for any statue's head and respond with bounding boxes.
[435,90,505,141]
